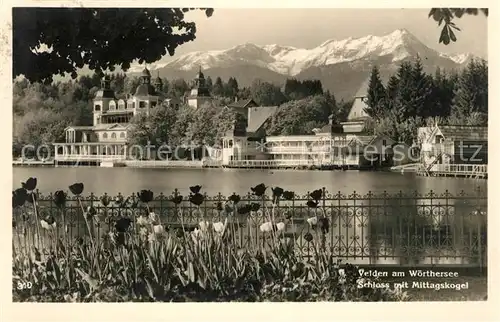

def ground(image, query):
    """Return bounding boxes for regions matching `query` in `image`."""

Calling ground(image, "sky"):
[163,8,487,60]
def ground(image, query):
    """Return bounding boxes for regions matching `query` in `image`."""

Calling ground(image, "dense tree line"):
[364,58,488,144]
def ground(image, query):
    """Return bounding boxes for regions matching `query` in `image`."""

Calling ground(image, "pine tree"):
[212,77,224,97]
[205,76,213,92]
[365,65,387,119]
[411,56,433,118]
[451,59,488,120]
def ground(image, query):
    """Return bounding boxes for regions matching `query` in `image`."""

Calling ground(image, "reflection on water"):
[12,167,487,266]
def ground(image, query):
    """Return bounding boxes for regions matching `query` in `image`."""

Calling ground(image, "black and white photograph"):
[8,4,491,312]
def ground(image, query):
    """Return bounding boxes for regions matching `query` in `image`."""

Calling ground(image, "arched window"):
[109,101,116,110]
[111,133,117,139]
[103,133,108,139]
[120,132,126,138]
[95,104,101,111]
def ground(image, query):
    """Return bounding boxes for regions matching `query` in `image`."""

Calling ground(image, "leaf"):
[187,262,196,283]
[145,278,156,300]
[74,267,98,290]
[439,26,450,45]
[449,28,457,42]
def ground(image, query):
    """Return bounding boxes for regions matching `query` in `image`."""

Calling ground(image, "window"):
[95,104,101,111]
[120,132,125,138]
[229,140,233,148]
[382,139,387,146]
[151,101,157,108]
[109,101,116,110]
[111,133,117,139]
[139,101,146,108]
[103,133,108,139]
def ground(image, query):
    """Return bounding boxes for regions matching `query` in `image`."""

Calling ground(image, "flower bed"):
[12,178,410,302]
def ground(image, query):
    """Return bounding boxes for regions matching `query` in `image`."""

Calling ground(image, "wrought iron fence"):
[12,187,487,267]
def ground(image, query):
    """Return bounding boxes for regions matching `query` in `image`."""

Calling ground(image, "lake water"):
[12,167,486,196]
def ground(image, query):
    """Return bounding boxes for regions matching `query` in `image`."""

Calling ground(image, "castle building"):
[53,68,180,166]
[186,67,213,109]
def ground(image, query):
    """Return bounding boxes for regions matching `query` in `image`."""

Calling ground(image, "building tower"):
[131,67,160,113]
[93,74,116,125]
[187,67,212,109]
[154,71,163,94]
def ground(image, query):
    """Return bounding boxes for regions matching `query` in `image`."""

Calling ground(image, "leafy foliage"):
[428,8,488,45]
[365,58,487,144]
[265,94,335,135]
[13,8,214,83]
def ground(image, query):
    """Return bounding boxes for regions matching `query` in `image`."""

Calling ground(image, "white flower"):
[40,219,56,230]
[153,224,165,235]
[275,222,286,232]
[136,216,149,226]
[191,228,204,242]
[139,227,148,236]
[198,221,210,232]
[338,268,345,277]
[306,216,318,226]
[148,212,159,223]
[260,222,273,232]
[212,221,225,234]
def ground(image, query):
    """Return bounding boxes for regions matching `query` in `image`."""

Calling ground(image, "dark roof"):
[227,99,258,109]
[135,84,157,97]
[94,89,116,99]
[437,125,488,141]
[141,68,151,77]
[247,106,277,133]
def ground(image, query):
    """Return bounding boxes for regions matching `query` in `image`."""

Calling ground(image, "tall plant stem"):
[77,196,95,248]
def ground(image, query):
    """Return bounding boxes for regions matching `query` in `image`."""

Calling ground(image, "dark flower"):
[176,228,185,238]
[12,188,28,208]
[272,187,284,202]
[171,195,183,205]
[100,195,111,207]
[304,232,313,242]
[238,204,252,215]
[86,206,97,217]
[189,185,202,194]
[53,190,67,208]
[69,183,84,195]
[228,193,241,204]
[114,195,124,205]
[21,177,37,191]
[26,192,37,204]
[189,193,204,206]
[283,190,295,201]
[318,217,330,234]
[310,189,322,202]
[115,217,132,233]
[216,202,223,211]
[306,200,318,208]
[44,215,56,225]
[224,202,233,213]
[137,190,154,203]
[250,202,260,212]
[251,183,267,197]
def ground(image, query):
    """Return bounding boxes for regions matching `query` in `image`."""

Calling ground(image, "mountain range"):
[62,29,479,101]
[126,29,479,100]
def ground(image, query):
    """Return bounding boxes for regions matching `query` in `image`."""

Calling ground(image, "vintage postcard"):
[3,2,497,321]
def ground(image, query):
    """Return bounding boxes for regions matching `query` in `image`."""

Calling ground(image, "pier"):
[12,159,54,167]
[417,164,487,179]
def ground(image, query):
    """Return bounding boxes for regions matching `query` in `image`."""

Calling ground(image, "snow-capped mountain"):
[152,29,474,76]
[128,28,482,100]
